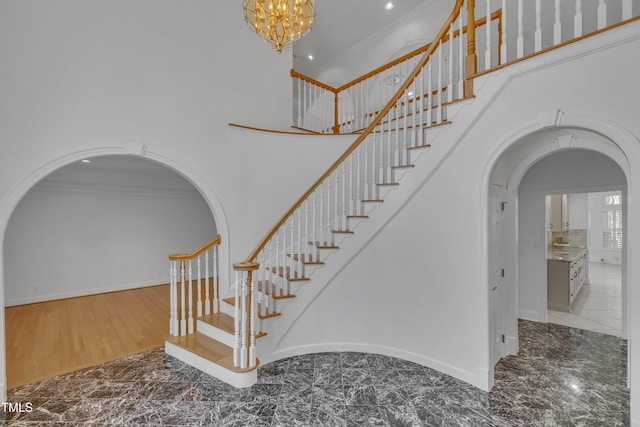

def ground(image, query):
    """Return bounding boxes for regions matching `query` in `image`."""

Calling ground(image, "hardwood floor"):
[5,285,169,389]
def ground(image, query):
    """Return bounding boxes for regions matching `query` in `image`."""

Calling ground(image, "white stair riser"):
[197,319,235,347]
[164,341,257,389]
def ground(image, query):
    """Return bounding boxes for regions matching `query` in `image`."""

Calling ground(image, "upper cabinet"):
[548,194,569,231]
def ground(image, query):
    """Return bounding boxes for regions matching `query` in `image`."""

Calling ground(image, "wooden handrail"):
[243,0,466,263]
[169,235,221,261]
[290,69,339,93]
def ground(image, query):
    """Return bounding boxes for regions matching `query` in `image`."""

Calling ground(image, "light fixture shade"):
[243,0,315,53]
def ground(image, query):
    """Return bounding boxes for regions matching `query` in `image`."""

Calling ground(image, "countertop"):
[547,246,587,262]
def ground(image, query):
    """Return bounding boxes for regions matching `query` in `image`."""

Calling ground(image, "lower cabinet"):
[547,250,587,312]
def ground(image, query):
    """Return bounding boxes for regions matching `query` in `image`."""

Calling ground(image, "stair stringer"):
[250,79,505,387]
[248,21,640,390]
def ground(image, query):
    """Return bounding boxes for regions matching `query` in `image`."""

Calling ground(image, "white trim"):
[4,279,169,307]
[264,341,489,391]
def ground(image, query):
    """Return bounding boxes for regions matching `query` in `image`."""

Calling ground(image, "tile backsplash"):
[550,229,587,248]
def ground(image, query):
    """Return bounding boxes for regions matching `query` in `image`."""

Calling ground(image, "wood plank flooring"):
[5,284,169,389]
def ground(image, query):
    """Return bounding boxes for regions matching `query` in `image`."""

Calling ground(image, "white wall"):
[253,22,640,403]
[0,0,352,399]
[568,192,589,230]
[4,177,216,305]
[309,1,452,85]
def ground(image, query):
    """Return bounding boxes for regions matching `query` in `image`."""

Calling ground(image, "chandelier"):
[243,0,315,53]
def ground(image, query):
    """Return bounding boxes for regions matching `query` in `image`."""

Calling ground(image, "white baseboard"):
[5,279,169,307]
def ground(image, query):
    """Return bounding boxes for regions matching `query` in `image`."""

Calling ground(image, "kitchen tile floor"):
[548,262,622,337]
[3,320,628,426]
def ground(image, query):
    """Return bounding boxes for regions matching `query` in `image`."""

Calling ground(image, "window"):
[602,193,622,249]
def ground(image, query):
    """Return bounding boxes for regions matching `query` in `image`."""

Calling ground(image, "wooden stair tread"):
[222,297,282,319]
[331,229,354,234]
[392,164,415,169]
[271,266,310,281]
[199,312,235,334]
[377,182,400,187]
[407,144,432,151]
[288,254,325,265]
[257,280,296,299]
[347,215,369,219]
[309,241,339,249]
[362,199,384,203]
[166,332,258,373]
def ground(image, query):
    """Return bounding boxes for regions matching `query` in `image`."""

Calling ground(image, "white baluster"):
[319,183,324,245]
[554,0,562,46]
[500,0,507,64]
[204,250,210,316]
[170,261,177,336]
[304,201,310,262]
[240,272,248,369]
[249,270,257,368]
[289,215,295,278]
[426,60,433,127]
[447,21,454,99]
[187,259,194,334]
[334,167,340,230]
[269,239,277,299]
[196,255,202,317]
[212,246,218,313]
[327,178,333,245]
[597,0,606,30]
[233,271,240,367]
[485,0,492,71]
[363,139,370,205]
[574,0,583,38]
[180,261,186,336]
[312,192,317,259]
[458,13,464,99]
[437,42,443,124]
[261,250,270,316]
[623,0,632,20]
[297,78,302,127]
[517,0,525,57]
[535,0,542,52]
[282,220,287,281]
[356,145,362,209]
[343,161,349,227]
[297,207,302,265]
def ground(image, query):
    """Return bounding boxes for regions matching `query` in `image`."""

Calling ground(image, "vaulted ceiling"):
[292,0,427,76]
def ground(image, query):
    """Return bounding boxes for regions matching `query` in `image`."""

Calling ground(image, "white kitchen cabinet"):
[547,248,587,312]
[548,194,570,231]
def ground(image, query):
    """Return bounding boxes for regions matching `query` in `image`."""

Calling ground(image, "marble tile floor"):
[3,320,628,426]
[548,262,622,337]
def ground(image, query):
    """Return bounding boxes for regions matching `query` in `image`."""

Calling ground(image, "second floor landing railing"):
[293,0,637,135]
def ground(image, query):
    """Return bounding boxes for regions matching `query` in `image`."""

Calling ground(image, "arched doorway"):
[0,147,230,398]
[486,126,633,389]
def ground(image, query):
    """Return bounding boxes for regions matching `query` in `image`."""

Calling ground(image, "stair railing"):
[473,0,636,74]
[292,5,502,134]
[168,235,221,337]
[231,0,471,369]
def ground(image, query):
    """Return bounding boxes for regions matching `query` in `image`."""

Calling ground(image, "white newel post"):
[233,261,260,369]
[180,261,186,336]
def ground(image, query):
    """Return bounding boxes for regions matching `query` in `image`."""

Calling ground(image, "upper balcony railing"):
[293,0,637,135]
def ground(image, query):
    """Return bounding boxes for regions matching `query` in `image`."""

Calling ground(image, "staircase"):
[165,0,638,388]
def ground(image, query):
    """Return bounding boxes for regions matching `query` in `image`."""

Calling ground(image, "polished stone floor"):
[548,262,622,336]
[3,320,629,426]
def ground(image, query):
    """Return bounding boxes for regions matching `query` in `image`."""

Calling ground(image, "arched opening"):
[0,151,229,392]
[487,126,631,390]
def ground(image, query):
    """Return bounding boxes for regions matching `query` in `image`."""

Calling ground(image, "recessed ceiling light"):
[81,159,91,163]
[308,54,314,61]
[385,2,394,10]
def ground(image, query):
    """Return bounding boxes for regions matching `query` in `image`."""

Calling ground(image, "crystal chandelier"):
[243,0,315,53]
